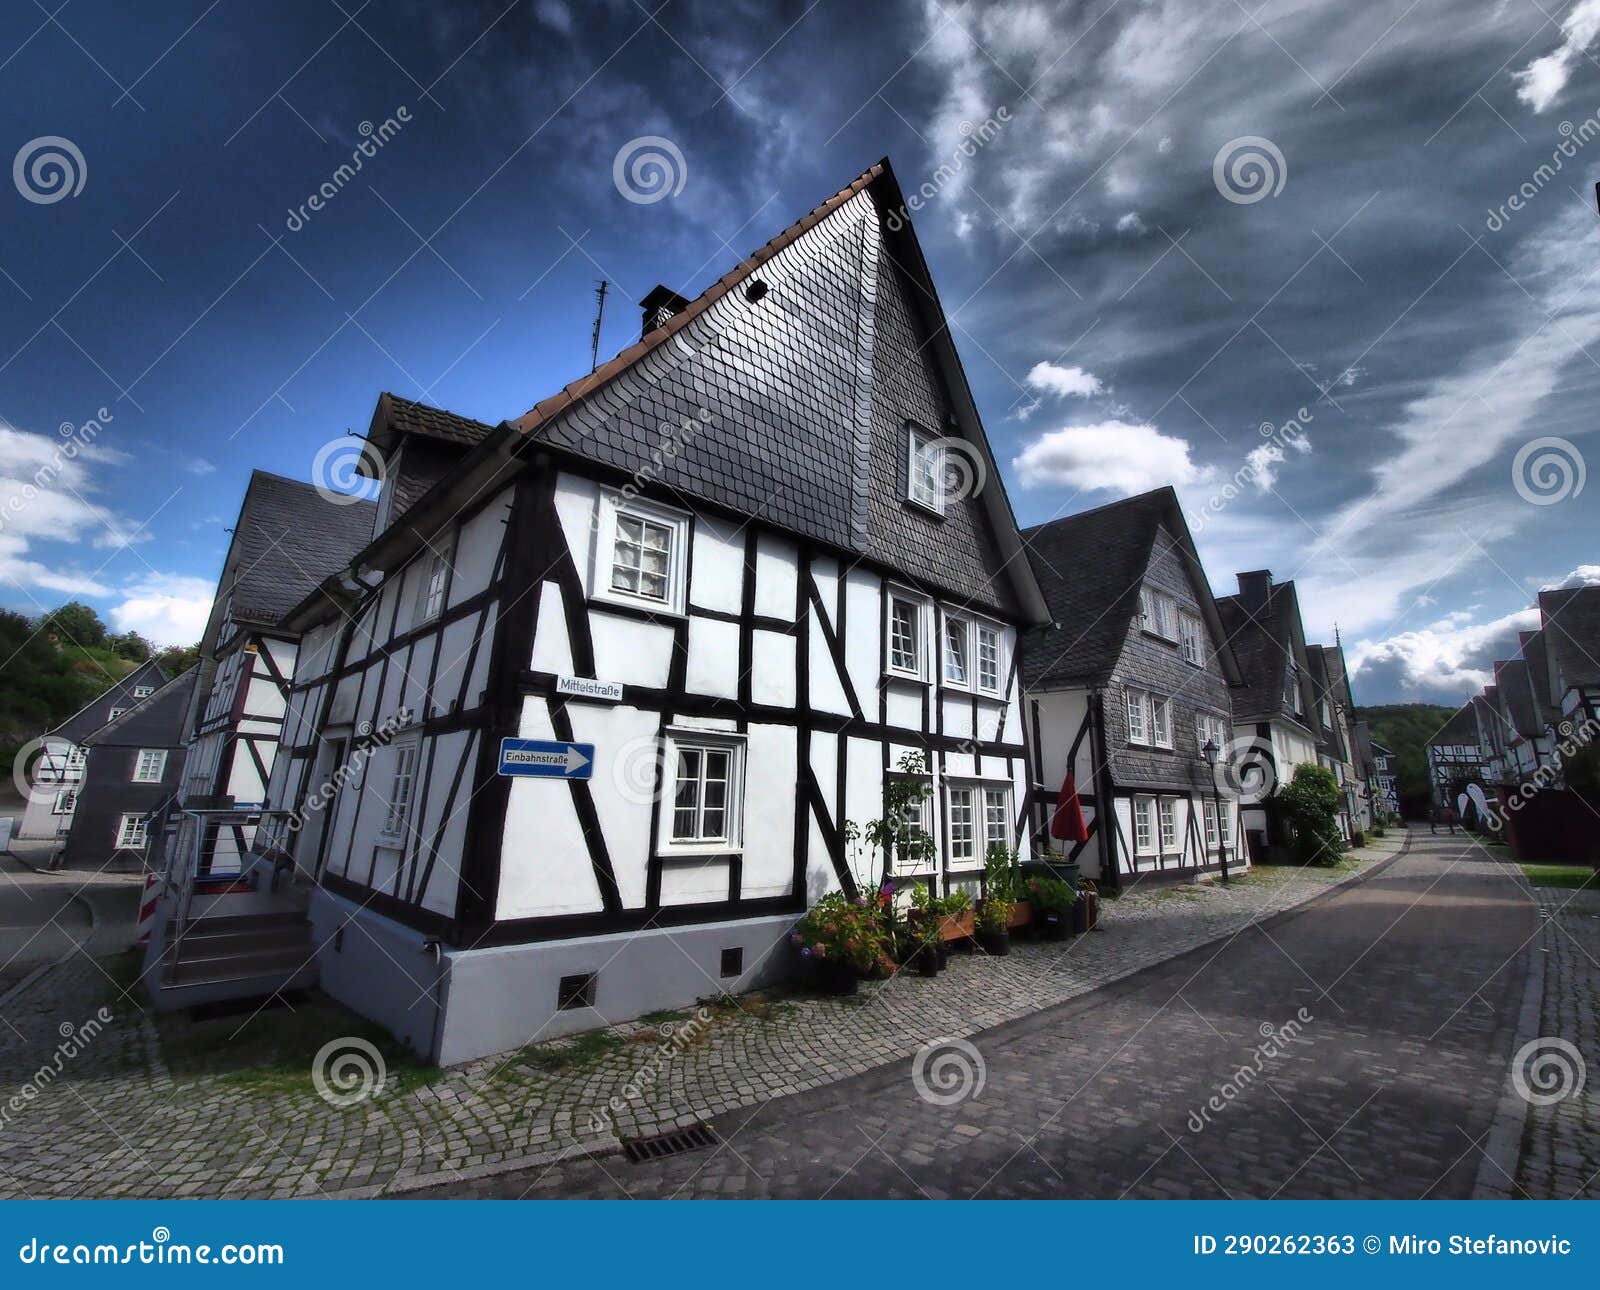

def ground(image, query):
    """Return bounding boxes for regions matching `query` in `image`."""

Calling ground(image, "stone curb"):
[0,857,104,1012]
[363,831,1412,1199]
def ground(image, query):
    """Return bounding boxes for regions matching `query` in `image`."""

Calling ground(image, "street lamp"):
[1200,739,1231,883]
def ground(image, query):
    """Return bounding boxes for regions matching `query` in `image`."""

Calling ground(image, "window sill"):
[657,845,741,862]
[590,590,686,621]
[883,669,930,686]
[902,497,947,521]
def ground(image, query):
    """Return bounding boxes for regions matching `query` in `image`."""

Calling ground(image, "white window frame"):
[660,732,745,853]
[378,737,420,843]
[132,749,168,784]
[132,685,154,699]
[886,589,932,682]
[945,785,977,867]
[1203,799,1219,848]
[1179,613,1204,665]
[895,779,935,870]
[64,745,87,772]
[1132,797,1155,855]
[107,708,126,721]
[975,622,1002,695]
[53,788,78,816]
[906,425,945,514]
[1284,664,1302,714]
[115,814,148,850]
[981,786,1011,853]
[1126,686,1148,744]
[1196,711,1227,754]
[595,493,691,616]
[416,539,454,625]
[1138,587,1156,632]
[1216,799,1233,848]
[1158,799,1177,851]
[942,612,970,688]
[1150,694,1173,748]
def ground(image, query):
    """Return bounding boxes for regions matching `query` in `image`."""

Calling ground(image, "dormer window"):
[133,685,154,699]
[906,426,945,514]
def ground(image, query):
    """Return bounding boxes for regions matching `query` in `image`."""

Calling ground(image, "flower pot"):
[934,941,949,970]
[815,960,859,996]
[1082,890,1099,932]
[978,927,1011,956]
[1036,908,1070,941]
[1070,897,1089,934]
[916,946,940,977]
[1007,899,1033,929]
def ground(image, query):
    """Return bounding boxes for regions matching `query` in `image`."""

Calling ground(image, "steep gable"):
[51,657,168,743]
[82,668,197,748]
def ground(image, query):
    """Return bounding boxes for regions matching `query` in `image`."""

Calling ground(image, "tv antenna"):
[589,280,609,373]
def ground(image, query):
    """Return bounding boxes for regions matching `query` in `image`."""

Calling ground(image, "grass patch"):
[152,990,441,1099]
[1521,864,1599,891]
[509,1027,626,1075]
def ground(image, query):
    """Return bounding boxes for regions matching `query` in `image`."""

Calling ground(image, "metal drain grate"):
[622,1122,717,1163]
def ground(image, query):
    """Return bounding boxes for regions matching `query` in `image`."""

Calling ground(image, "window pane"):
[890,600,919,673]
[944,619,967,683]
[977,627,999,690]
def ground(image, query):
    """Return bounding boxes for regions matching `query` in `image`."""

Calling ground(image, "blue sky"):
[2,0,1599,705]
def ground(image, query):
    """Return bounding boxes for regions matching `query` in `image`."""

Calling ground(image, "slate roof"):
[1494,656,1540,739]
[505,160,1040,617]
[363,392,494,462]
[1518,630,1560,725]
[1305,646,1347,758]
[82,669,198,748]
[1214,579,1311,725]
[1538,585,1600,690]
[1017,487,1237,688]
[229,472,378,627]
[50,658,168,743]
[1428,703,1483,747]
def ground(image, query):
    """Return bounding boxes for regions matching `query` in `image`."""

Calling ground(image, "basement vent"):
[719,947,743,978]
[622,1121,717,1163]
[557,972,597,1011]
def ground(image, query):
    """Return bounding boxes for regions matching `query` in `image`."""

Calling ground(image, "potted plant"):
[985,844,1031,929]
[977,895,1013,955]
[936,889,975,944]
[791,893,884,995]
[912,915,941,977]
[1027,875,1077,940]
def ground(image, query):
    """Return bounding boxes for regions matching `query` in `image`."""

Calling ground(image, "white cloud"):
[1013,420,1213,495]
[109,574,215,647]
[1243,441,1285,491]
[1115,211,1147,236]
[1544,564,1600,589]
[1347,605,1540,703]
[1026,361,1103,400]
[1513,0,1600,111]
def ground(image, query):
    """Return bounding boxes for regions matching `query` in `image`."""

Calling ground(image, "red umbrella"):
[1050,769,1088,842]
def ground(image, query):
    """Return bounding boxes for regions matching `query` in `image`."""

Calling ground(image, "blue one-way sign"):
[497,738,594,779]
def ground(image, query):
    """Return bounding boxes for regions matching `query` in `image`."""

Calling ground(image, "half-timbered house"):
[1213,570,1321,862]
[16,658,168,844]
[223,159,1048,1062]
[176,471,376,870]
[1020,488,1245,887]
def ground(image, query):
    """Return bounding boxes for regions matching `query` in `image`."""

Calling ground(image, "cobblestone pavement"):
[411,831,1546,1199]
[0,836,1404,1198]
[1512,882,1600,1199]
[0,849,140,994]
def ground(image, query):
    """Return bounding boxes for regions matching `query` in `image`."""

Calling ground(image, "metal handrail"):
[163,807,295,983]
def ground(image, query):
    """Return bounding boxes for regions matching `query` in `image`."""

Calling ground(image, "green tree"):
[107,630,152,662]
[37,601,107,647]
[153,642,201,676]
[1278,763,1345,865]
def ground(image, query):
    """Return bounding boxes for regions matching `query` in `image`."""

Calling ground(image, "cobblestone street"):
[413,830,1578,1199]
[0,835,1407,1198]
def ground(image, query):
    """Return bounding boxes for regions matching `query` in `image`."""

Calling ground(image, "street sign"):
[498,738,594,779]
[555,675,625,703]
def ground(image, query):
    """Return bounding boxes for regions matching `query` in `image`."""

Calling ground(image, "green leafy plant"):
[843,752,936,892]
[977,896,1012,933]
[792,892,886,973]
[937,890,971,916]
[1026,875,1077,913]
[1277,763,1345,866]
[984,843,1023,903]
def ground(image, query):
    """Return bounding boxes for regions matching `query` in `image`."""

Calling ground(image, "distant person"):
[1429,806,1439,835]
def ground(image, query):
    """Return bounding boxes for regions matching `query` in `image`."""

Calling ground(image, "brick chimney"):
[639,285,690,338]
[1236,569,1273,616]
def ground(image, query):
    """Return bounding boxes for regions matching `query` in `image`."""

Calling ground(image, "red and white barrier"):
[135,870,161,948]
